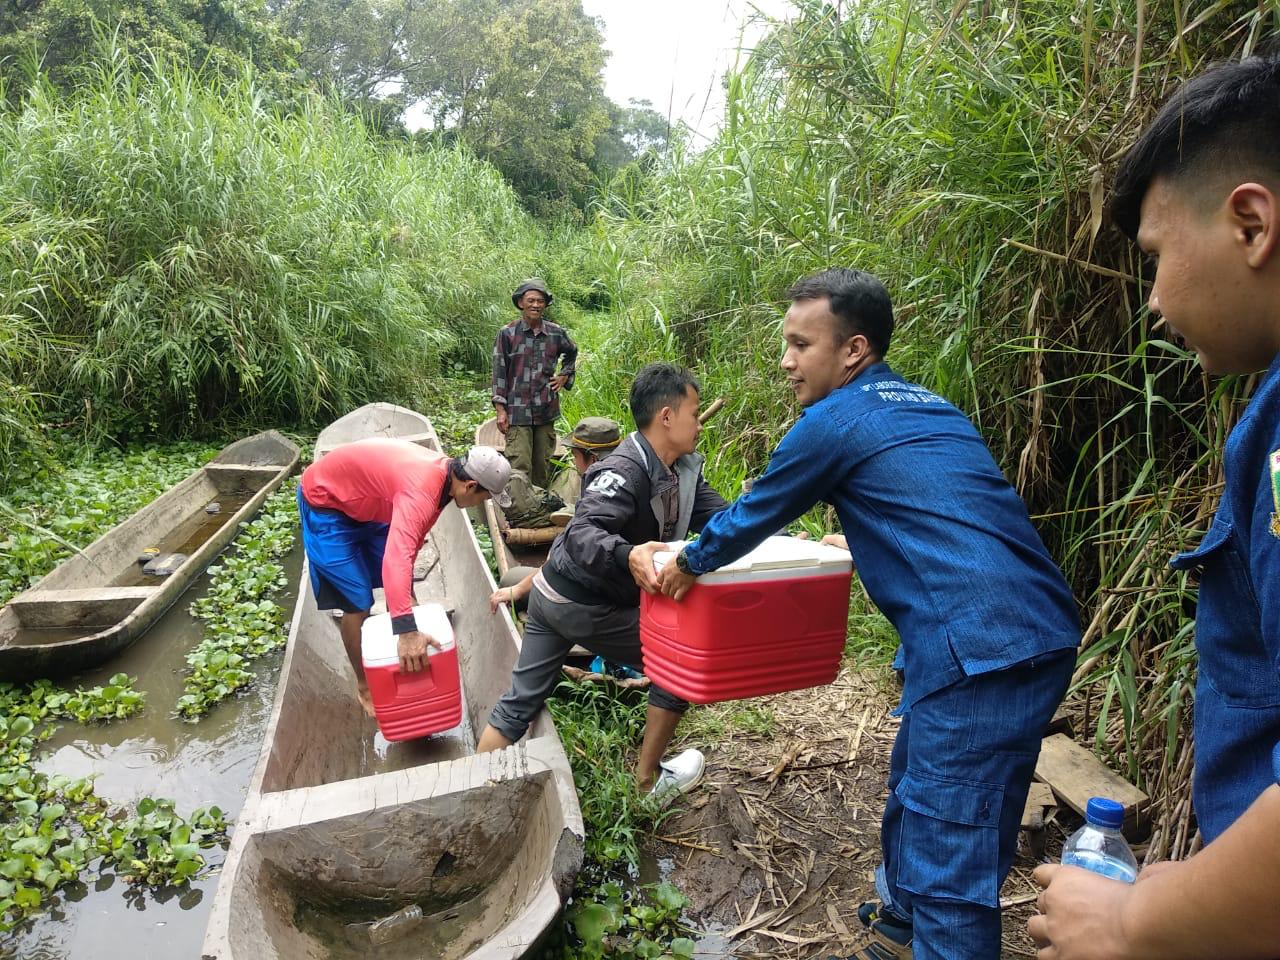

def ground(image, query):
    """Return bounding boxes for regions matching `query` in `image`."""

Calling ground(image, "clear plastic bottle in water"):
[366,903,424,945]
[1061,796,1138,883]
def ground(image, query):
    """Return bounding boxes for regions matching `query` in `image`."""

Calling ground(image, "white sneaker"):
[647,748,705,806]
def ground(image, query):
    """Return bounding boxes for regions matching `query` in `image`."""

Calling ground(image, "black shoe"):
[840,901,912,959]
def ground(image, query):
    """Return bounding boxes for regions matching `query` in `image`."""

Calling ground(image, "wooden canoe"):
[0,430,299,681]
[474,418,571,579]
[201,403,584,960]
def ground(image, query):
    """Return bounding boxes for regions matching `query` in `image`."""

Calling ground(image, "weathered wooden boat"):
[0,430,299,680]
[202,403,584,960]
[314,401,438,459]
[474,417,569,579]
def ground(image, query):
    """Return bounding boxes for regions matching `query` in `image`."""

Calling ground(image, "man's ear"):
[1228,182,1280,269]
[844,333,872,369]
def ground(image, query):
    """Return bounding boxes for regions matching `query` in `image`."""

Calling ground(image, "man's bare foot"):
[357,685,377,719]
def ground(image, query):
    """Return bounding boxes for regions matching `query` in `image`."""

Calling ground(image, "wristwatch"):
[675,550,695,576]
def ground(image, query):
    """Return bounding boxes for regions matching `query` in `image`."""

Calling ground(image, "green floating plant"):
[0,678,224,932]
[177,483,298,719]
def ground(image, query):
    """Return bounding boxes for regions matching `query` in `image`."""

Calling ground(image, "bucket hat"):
[567,416,622,452]
[512,278,554,308]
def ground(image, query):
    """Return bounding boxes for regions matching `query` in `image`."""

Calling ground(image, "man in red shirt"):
[298,440,512,715]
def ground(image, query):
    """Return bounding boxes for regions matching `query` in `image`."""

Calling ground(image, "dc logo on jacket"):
[588,471,627,499]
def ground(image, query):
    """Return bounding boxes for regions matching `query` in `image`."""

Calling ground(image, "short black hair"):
[1112,55,1280,240]
[786,267,895,356]
[629,363,701,428]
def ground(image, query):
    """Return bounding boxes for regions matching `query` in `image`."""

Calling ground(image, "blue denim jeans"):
[875,650,1074,959]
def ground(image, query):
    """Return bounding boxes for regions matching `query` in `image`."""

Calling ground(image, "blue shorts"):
[296,487,389,614]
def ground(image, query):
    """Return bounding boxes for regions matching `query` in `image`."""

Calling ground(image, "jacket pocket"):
[894,770,1003,907]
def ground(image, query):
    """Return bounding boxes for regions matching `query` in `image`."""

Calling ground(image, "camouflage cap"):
[567,416,622,451]
[512,278,554,308]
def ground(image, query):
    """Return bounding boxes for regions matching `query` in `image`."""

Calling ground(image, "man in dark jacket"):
[476,363,727,799]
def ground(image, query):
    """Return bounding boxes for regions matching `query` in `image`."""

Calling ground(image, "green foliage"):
[0,53,543,449]
[0,441,218,601]
[282,0,611,218]
[2,674,147,728]
[0,678,222,931]
[544,879,694,960]
[92,797,227,886]
[0,0,299,100]
[591,99,673,184]
[415,371,492,455]
[177,483,298,719]
[546,681,667,868]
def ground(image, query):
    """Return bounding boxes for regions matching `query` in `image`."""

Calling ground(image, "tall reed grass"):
[0,52,543,483]
[579,0,1279,858]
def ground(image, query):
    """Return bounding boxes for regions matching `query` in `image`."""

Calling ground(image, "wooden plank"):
[9,586,157,627]
[1035,734,1148,838]
[1044,708,1074,739]
[1020,781,1056,830]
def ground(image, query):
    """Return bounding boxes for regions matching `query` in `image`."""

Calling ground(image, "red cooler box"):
[361,603,461,741]
[641,536,853,704]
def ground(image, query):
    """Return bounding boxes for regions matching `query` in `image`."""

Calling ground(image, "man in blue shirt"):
[1030,56,1280,960]
[656,268,1080,960]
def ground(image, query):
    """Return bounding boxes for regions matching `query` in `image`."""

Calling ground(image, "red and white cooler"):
[361,602,461,741]
[640,536,853,704]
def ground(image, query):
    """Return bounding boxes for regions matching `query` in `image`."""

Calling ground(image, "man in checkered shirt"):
[492,278,579,487]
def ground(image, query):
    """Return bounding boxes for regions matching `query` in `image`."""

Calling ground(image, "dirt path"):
[655,662,1055,959]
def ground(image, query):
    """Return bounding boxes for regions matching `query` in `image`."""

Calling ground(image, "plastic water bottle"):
[366,903,424,945]
[1061,797,1138,883]
[589,655,644,681]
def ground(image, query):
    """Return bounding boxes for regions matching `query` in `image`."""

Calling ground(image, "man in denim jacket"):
[1031,56,1280,960]
[657,268,1080,960]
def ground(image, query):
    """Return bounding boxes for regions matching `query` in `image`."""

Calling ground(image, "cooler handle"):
[394,661,438,696]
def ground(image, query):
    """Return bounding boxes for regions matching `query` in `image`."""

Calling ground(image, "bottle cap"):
[1084,796,1125,829]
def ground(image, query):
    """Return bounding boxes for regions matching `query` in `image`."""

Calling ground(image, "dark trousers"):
[505,423,557,489]
[876,650,1074,959]
[487,586,688,742]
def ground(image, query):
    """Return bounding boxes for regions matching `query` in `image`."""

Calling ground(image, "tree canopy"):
[1,0,668,215]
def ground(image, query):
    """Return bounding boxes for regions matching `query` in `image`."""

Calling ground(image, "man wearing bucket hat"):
[556,415,624,505]
[298,439,512,717]
[502,415,624,530]
[490,415,624,613]
[493,278,578,488]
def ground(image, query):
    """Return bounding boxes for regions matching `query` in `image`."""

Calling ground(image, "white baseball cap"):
[462,446,512,507]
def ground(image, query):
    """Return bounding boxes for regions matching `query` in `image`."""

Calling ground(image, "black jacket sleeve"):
[562,463,641,580]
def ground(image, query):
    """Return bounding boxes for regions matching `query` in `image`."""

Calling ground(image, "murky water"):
[290,890,491,959]
[0,545,302,960]
[110,493,253,588]
[637,855,737,958]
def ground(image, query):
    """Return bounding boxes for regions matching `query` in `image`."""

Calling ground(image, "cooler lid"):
[654,535,852,580]
[361,602,454,667]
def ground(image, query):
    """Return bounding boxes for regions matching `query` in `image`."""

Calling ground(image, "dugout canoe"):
[201,403,584,960]
[474,417,569,579]
[0,430,299,681]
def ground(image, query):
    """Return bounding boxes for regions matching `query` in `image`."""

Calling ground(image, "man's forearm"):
[1126,784,1280,958]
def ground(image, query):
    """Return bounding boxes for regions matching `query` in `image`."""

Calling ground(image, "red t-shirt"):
[301,439,449,622]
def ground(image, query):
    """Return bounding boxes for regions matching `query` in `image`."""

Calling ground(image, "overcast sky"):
[581,0,795,141]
